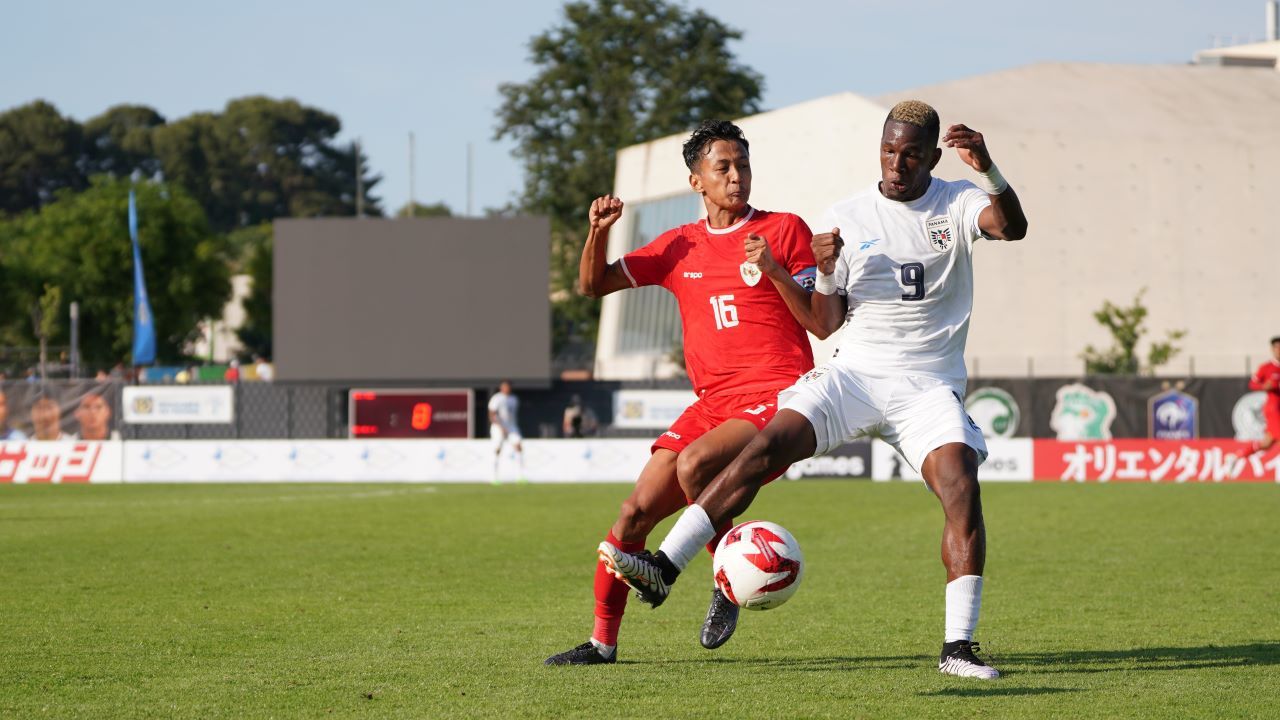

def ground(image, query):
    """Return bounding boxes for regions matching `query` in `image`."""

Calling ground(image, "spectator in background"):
[254,355,274,382]
[562,395,599,438]
[25,368,38,384]
[1246,336,1280,455]
[73,390,120,441]
[30,395,68,441]
[224,359,240,383]
[0,390,27,440]
[94,369,110,382]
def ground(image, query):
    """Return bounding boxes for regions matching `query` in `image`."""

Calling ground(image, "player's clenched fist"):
[589,194,624,229]
[743,233,781,276]
[812,228,843,275]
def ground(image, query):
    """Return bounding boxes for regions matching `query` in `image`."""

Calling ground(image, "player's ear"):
[929,147,942,170]
[688,173,703,194]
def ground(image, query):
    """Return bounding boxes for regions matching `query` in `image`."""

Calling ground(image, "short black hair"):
[1271,336,1280,346]
[682,120,749,171]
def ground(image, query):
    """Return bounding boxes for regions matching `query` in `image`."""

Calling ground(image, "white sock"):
[515,450,525,473]
[944,575,984,643]
[589,638,615,658]
[657,504,715,572]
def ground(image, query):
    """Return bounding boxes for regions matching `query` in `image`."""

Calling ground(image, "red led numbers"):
[411,402,433,430]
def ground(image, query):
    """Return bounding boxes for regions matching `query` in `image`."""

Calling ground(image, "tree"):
[234,224,274,359]
[0,177,232,365]
[81,104,166,180]
[151,96,382,232]
[0,101,85,216]
[495,0,763,355]
[396,201,452,218]
[1081,288,1187,375]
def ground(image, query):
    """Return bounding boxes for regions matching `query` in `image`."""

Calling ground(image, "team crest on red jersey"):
[925,216,954,252]
[739,261,762,287]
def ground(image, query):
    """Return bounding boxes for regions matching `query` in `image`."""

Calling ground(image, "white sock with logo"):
[657,504,715,572]
[589,638,615,659]
[944,575,984,643]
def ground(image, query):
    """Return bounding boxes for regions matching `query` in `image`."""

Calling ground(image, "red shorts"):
[652,388,782,455]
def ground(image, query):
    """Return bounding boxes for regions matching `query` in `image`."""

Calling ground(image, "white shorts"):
[779,363,987,472]
[490,423,522,449]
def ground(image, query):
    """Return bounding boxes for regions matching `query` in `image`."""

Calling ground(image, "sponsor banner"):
[0,442,123,483]
[784,441,871,480]
[1148,387,1198,439]
[123,386,234,424]
[965,386,1021,438]
[122,439,654,483]
[612,390,698,429]
[1232,392,1267,441]
[1033,440,1279,482]
[871,438,1033,482]
[1050,383,1117,440]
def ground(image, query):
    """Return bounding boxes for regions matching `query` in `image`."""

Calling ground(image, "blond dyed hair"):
[885,100,940,143]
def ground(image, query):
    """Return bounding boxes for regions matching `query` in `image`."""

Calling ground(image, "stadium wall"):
[2,438,1276,483]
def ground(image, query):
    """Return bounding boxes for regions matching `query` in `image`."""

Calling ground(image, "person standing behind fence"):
[488,381,524,483]
[0,390,27,440]
[1246,336,1280,455]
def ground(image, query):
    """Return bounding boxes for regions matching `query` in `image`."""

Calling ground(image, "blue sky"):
[1,1,1267,216]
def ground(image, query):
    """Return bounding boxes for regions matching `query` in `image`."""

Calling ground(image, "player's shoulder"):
[751,209,811,234]
[936,177,985,202]
[826,185,881,218]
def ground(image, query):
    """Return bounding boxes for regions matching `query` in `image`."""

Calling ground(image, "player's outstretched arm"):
[810,229,848,336]
[579,194,634,298]
[944,124,1028,241]
[745,233,834,339]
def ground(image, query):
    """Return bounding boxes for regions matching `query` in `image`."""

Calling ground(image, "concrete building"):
[595,62,1280,381]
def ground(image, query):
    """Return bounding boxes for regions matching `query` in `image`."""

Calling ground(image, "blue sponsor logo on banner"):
[1149,388,1198,440]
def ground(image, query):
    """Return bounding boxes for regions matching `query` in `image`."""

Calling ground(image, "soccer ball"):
[712,520,804,611]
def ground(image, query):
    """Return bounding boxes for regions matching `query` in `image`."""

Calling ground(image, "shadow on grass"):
[920,687,1078,697]
[653,642,1280,675]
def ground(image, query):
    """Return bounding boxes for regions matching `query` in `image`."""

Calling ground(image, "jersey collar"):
[704,207,755,235]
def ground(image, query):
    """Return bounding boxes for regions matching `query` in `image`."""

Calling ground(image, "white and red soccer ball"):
[712,520,804,611]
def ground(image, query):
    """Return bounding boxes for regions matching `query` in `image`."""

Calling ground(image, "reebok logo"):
[859,239,880,251]
[683,271,703,279]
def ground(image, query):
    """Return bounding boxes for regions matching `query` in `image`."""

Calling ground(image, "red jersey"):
[619,208,817,397]
[1250,360,1280,412]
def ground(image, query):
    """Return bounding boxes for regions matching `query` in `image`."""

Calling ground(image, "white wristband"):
[974,161,1009,195]
[814,271,838,295]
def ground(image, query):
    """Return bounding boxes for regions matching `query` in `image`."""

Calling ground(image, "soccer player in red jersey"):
[1246,336,1280,455]
[545,120,829,666]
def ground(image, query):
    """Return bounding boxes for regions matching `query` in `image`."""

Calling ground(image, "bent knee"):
[676,446,720,495]
[617,497,658,536]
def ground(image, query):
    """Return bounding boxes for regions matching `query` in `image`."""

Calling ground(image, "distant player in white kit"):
[599,101,1029,679]
[488,381,524,482]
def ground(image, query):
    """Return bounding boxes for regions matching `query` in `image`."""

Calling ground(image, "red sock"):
[592,531,645,647]
[705,519,733,556]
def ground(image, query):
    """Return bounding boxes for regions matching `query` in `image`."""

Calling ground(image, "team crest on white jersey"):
[739,261,762,287]
[925,216,955,253]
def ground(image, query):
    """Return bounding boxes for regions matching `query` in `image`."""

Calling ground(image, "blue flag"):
[129,189,157,365]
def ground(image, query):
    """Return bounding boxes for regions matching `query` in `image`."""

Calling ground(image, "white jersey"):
[823,178,992,388]
[488,392,519,431]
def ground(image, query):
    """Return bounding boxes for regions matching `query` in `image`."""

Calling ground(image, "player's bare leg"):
[600,411,817,607]
[674,418,764,649]
[546,450,685,666]
[921,442,998,679]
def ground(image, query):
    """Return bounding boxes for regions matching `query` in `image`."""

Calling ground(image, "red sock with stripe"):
[591,531,645,647]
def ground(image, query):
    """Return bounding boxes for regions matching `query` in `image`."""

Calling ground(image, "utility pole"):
[355,139,365,218]
[466,142,473,217]
[69,301,80,379]
[408,131,416,217]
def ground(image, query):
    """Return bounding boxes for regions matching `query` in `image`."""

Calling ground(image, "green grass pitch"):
[2,481,1278,718]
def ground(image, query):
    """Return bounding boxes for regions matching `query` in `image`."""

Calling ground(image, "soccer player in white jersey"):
[488,381,524,482]
[598,100,1028,679]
